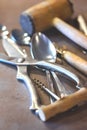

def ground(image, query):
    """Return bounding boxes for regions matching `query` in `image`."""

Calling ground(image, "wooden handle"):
[62,50,87,75]
[53,17,87,50]
[20,0,73,36]
[38,87,87,121]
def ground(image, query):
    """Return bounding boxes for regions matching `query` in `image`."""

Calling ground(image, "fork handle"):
[38,87,87,121]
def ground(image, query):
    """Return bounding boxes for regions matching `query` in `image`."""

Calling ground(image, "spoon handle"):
[38,87,87,121]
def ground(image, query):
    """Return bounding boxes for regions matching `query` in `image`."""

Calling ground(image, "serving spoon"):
[11,29,61,62]
[31,32,67,98]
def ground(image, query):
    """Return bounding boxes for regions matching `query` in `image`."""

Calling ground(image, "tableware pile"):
[0,0,87,122]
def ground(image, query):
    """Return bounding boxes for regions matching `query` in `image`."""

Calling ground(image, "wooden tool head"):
[20,0,73,36]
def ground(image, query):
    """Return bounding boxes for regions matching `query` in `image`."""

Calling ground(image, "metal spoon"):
[31,32,56,62]
[31,32,67,98]
[11,29,61,63]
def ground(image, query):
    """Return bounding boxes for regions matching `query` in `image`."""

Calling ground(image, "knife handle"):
[53,17,87,50]
[38,87,87,121]
[62,50,87,75]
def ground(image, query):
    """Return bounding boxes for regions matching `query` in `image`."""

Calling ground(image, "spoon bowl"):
[31,32,57,63]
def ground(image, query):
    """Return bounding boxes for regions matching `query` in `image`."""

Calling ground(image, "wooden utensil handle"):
[20,0,73,35]
[53,17,87,50]
[62,50,87,75]
[38,87,87,121]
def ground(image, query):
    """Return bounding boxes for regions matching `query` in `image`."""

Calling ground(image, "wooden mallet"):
[20,0,87,50]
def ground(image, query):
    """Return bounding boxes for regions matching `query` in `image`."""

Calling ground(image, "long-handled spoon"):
[11,29,62,62]
[31,32,67,98]
[31,32,87,76]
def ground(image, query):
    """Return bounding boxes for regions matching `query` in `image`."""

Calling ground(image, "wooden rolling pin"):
[20,0,87,50]
[38,87,87,121]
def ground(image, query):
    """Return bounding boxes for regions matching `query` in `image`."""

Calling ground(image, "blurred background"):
[0,0,87,31]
